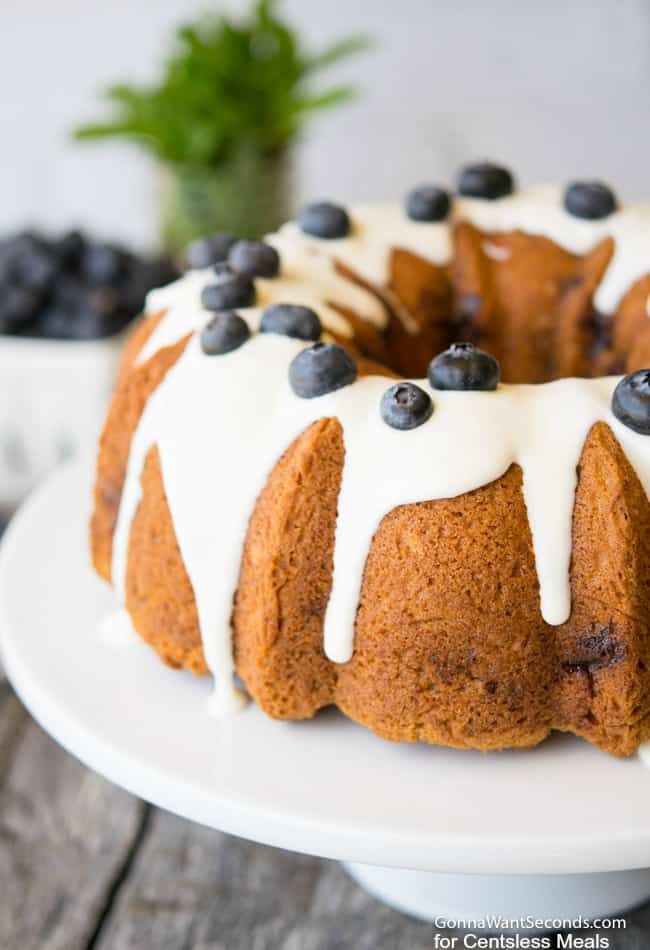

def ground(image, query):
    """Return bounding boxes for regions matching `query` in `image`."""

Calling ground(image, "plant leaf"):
[302,35,372,73]
[293,85,357,112]
[71,1,372,164]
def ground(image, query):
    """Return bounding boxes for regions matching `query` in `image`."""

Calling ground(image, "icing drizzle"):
[112,324,650,708]
[111,187,650,712]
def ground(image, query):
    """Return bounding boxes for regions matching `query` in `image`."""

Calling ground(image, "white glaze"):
[271,204,451,287]
[111,320,650,709]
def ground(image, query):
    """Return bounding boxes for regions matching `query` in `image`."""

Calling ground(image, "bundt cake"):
[90,162,650,757]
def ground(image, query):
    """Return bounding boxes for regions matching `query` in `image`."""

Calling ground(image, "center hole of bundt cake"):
[377,229,644,384]
[377,291,628,386]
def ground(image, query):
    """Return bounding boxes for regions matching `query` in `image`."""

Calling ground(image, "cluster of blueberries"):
[189,176,647,435]
[0,230,177,339]
[403,161,618,223]
[289,338,500,432]
[186,159,621,321]
[198,281,500,432]
[200,299,650,438]
[288,340,500,431]
[187,204,503,431]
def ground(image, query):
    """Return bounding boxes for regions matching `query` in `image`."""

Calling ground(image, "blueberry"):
[36,307,73,339]
[57,229,86,269]
[260,303,321,341]
[1,231,41,264]
[75,310,128,339]
[0,255,13,288]
[612,370,650,434]
[116,273,149,315]
[0,232,57,291]
[87,286,122,317]
[14,241,58,291]
[289,342,357,398]
[38,279,128,339]
[0,286,43,334]
[37,304,111,340]
[201,272,256,311]
[120,256,177,314]
[185,233,236,270]
[141,254,179,288]
[51,275,88,311]
[81,243,129,286]
[428,342,500,391]
[0,238,17,283]
[298,202,351,239]
[227,240,280,279]
[380,382,433,430]
[564,181,617,220]
[458,162,514,200]
[405,185,451,222]
[64,310,126,340]
[212,261,231,277]
[200,311,250,355]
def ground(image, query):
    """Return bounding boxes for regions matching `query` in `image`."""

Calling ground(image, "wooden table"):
[0,666,443,950]
[1,507,650,950]
[4,674,650,949]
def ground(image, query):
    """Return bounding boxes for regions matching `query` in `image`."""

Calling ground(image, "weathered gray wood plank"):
[0,710,146,950]
[3,673,650,949]
[0,674,29,781]
[82,803,650,950]
[92,808,436,950]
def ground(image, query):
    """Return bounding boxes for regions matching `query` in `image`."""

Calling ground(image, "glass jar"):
[159,147,293,251]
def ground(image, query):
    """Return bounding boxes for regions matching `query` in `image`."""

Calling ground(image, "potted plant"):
[74,0,369,250]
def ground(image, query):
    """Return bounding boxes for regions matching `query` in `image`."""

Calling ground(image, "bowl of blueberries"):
[0,229,177,513]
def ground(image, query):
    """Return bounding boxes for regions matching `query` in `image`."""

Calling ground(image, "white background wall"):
[3,0,650,248]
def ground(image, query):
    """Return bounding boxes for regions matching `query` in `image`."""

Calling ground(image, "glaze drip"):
[112,322,650,709]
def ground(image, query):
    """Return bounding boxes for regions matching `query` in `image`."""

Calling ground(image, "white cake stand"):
[3,461,650,927]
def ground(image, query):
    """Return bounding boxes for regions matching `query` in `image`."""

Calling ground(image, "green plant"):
[73,0,370,167]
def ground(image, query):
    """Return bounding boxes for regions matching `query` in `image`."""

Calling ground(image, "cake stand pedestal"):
[343,865,650,923]
[3,461,650,928]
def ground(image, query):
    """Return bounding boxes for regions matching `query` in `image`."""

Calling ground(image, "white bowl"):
[0,332,124,512]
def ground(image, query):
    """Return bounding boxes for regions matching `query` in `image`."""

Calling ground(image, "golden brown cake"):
[90,166,650,757]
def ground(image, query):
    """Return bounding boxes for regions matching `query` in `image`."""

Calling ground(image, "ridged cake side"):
[114,415,650,756]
